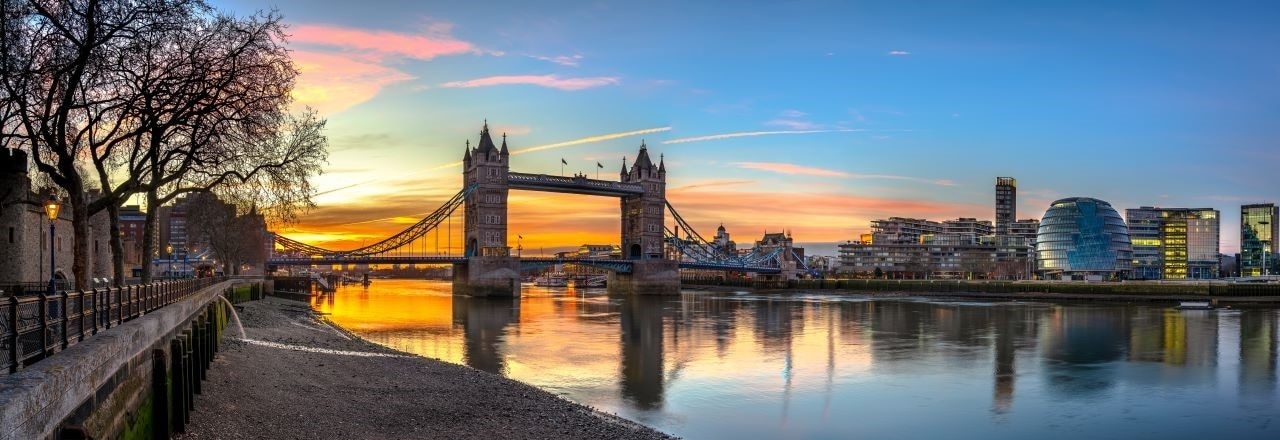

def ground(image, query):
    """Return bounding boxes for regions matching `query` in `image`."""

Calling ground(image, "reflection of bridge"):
[269,123,794,296]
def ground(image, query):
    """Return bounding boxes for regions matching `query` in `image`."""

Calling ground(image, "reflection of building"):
[1125,207,1220,279]
[996,177,1016,236]
[1040,307,1127,397]
[451,296,519,374]
[1036,197,1133,280]
[619,296,665,409]
[1238,310,1277,392]
[1240,203,1278,276]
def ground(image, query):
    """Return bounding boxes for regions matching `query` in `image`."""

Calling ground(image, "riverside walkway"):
[176,297,675,440]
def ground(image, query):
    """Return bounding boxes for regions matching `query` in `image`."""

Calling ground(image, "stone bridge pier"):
[607,260,680,295]
[452,256,521,297]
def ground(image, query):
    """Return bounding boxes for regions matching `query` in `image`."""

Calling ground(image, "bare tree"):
[3,1,326,285]
[1,0,197,288]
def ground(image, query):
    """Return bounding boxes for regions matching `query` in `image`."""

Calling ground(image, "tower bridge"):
[269,123,799,296]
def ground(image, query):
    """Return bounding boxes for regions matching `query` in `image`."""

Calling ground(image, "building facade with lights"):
[1241,203,1279,277]
[1035,197,1133,280]
[1125,207,1220,280]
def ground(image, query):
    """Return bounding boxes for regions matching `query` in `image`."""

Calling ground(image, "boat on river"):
[534,273,568,287]
[1176,301,1213,310]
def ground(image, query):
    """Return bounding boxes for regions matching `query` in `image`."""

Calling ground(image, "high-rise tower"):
[995,177,1017,236]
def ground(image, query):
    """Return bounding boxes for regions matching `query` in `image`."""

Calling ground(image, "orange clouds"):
[287,22,484,114]
[279,181,988,255]
[291,51,414,115]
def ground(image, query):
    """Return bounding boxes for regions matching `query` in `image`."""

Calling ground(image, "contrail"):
[315,126,673,194]
[663,129,878,144]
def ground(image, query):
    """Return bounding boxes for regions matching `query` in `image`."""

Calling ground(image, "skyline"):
[207,0,1280,254]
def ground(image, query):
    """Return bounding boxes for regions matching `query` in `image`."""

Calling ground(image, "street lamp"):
[44,193,60,296]
[166,244,173,278]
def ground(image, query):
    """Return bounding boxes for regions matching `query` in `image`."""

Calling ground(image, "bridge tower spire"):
[621,141,665,260]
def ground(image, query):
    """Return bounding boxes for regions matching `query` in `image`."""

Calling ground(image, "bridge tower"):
[455,123,521,297]
[611,142,680,294]
[620,142,665,259]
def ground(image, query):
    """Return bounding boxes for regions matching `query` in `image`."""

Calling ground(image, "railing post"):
[60,290,69,350]
[104,287,112,329]
[89,288,98,335]
[116,287,125,326]
[38,291,49,359]
[7,294,17,374]
[76,291,85,342]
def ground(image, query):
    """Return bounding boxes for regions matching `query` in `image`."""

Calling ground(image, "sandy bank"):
[176,297,675,440]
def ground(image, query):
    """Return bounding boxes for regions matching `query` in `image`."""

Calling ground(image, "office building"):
[1241,203,1279,276]
[1036,197,1132,280]
[1125,207,1220,280]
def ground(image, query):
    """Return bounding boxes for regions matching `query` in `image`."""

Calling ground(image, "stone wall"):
[0,280,247,440]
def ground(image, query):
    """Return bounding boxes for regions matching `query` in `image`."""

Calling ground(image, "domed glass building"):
[1036,197,1133,280]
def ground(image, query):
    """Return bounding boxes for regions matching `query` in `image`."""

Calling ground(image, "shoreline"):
[176,297,676,440]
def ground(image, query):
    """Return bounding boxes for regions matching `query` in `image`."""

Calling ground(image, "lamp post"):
[44,194,60,296]
[166,244,173,278]
[183,246,189,278]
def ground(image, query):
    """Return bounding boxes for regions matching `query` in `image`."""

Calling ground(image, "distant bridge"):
[269,123,797,295]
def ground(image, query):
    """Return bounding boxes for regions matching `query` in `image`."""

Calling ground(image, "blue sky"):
[211,0,1280,254]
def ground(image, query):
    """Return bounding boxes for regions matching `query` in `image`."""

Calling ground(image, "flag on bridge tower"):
[561,158,568,165]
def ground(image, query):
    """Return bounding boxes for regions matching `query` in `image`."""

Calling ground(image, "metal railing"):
[1,277,226,375]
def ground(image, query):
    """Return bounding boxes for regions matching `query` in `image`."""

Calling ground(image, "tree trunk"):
[107,204,126,287]
[67,189,91,290]
[140,190,160,283]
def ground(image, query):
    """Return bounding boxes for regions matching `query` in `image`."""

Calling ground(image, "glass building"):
[1036,197,1132,280]
[1241,203,1278,277]
[1125,207,1220,280]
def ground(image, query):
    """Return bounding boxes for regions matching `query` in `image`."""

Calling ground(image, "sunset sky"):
[210,0,1280,255]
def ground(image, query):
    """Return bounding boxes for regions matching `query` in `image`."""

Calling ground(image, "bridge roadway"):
[267,256,781,274]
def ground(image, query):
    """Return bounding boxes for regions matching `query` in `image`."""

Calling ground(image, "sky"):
[210,0,1280,256]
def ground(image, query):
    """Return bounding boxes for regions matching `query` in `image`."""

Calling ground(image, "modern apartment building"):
[995,177,1016,235]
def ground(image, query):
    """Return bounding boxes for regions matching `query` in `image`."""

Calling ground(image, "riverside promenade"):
[176,297,675,440]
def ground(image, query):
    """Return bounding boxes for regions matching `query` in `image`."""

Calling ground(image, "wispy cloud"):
[291,23,479,61]
[765,119,825,130]
[731,162,956,186]
[888,50,911,56]
[779,109,808,118]
[440,75,619,90]
[529,54,584,66]
[733,162,850,178]
[663,129,864,144]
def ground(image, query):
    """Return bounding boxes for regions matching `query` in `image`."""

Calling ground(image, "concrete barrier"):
[0,280,249,440]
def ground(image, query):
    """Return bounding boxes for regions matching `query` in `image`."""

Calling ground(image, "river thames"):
[313,279,1280,439]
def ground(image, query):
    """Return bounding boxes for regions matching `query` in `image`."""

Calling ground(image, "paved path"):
[177,297,675,440]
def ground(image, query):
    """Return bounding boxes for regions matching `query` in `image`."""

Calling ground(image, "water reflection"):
[318,280,1280,439]
[620,295,664,409]
[452,296,519,375]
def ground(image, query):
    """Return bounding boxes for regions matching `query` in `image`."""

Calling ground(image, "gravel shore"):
[177,297,676,440]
